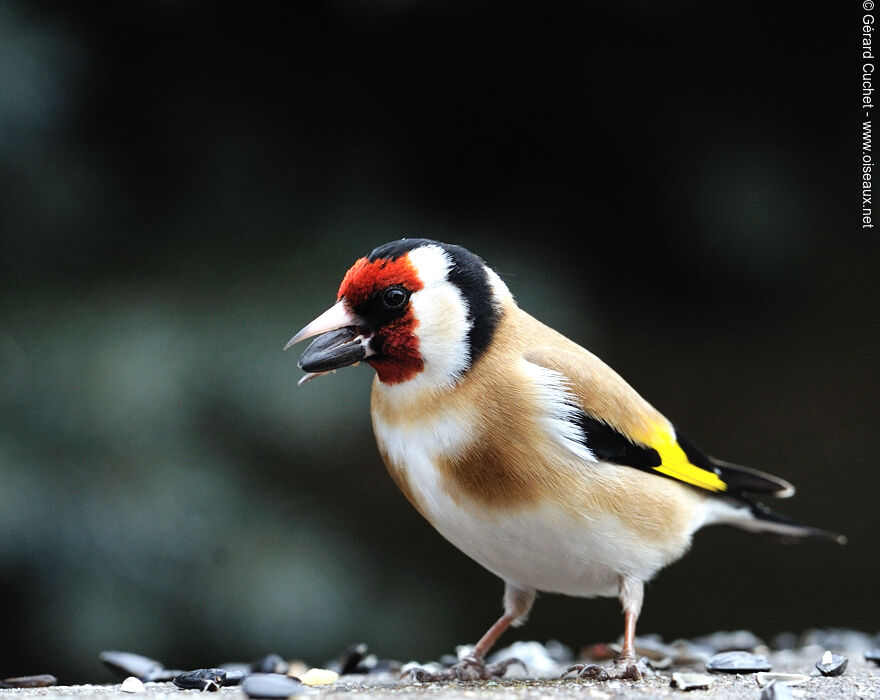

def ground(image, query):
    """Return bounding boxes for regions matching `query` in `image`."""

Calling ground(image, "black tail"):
[739,501,847,544]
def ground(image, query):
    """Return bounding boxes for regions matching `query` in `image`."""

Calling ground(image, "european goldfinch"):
[286,239,844,681]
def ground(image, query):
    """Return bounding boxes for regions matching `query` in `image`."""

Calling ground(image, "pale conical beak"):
[285,300,374,383]
[284,300,357,350]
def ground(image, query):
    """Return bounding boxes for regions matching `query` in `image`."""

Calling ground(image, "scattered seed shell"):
[646,655,673,670]
[299,668,338,686]
[337,643,368,675]
[864,649,880,665]
[286,661,309,679]
[222,670,246,686]
[99,651,165,681]
[242,673,304,699]
[172,668,228,690]
[815,652,848,676]
[251,654,288,675]
[756,673,810,687]
[0,675,58,688]
[120,676,145,693]
[760,679,795,700]
[670,672,714,690]
[706,650,771,673]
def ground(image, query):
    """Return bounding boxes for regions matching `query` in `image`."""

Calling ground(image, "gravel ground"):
[2,643,879,700]
[0,671,878,700]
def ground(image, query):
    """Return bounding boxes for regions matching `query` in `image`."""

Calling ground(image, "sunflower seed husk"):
[670,672,714,690]
[0,675,58,689]
[242,673,304,699]
[756,672,810,687]
[706,650,771,673]
[815,652,848,676]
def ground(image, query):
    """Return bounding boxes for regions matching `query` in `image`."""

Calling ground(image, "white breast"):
[372,403,696,599]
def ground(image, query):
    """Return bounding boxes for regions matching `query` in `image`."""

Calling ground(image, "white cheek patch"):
[393,244,473,393]
[409,284,472,389]
[406,244,452,286]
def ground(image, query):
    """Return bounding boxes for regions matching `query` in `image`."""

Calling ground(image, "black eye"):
[382,286,408,309]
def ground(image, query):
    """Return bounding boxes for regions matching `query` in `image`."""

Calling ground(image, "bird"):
[285,238,844,682]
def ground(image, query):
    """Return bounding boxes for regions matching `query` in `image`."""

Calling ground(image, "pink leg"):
[563,576,645,682]
[406,583,536,682]
[471,611,517,661]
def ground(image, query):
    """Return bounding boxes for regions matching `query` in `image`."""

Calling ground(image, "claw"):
[482,657,526,678]
[563,662,608,680]
[405,668,438,683]
[562,659,642,682]
[402,655,525,683]
[612,653,644,681]
[619,663,642,681]
[561,663,584,679]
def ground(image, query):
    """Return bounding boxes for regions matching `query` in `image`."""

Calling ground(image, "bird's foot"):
[405,655,525,682]
[562,654,646,681]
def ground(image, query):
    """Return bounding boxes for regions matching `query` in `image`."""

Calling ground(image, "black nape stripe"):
[368,238,501,370]
[367,238,437,262]
[574,411,662,469]
[441,243,500,367]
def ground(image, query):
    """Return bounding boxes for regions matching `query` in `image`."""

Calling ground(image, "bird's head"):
[286,239,508,389]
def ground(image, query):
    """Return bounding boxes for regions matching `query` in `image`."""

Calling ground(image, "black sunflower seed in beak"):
[298,326,369,373]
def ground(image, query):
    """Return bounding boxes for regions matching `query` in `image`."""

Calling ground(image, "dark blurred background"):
[0,0,874,684]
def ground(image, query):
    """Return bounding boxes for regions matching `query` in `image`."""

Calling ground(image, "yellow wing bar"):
[642,426,728,493]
